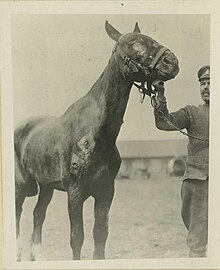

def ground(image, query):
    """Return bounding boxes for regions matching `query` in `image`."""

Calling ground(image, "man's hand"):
[151,80,166,108]
[152,80,165,96]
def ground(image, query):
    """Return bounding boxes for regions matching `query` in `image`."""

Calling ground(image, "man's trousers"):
[181,179,208,257]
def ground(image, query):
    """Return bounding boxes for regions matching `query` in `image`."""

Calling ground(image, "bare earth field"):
[19,175,189,261]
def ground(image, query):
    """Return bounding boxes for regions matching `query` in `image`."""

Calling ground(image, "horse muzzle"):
[156,65,179,81]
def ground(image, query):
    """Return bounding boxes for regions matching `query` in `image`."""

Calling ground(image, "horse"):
[14,21,179,261]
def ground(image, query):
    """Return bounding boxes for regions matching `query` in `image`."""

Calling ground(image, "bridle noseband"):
[113,43,169,102]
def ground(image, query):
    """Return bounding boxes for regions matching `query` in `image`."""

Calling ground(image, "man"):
[153,65,210,257]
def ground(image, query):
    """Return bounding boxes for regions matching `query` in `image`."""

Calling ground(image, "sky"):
[11,14,210,141]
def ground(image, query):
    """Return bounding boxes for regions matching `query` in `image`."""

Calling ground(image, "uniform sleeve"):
[154,100,191,131]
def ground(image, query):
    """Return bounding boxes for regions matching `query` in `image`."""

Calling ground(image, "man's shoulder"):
[180,105,196,114]
[183,104,208,117]
[184,104,207,111]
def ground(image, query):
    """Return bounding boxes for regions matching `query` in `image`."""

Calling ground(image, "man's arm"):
[153,81,190,131]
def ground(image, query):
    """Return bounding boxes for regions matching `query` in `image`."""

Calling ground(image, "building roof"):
[117,139,187,158]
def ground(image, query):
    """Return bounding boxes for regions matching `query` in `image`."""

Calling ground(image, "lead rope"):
[150,94,209,143]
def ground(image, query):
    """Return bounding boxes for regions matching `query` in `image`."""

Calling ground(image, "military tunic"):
[154,100,209,257]
[154,102,209,180]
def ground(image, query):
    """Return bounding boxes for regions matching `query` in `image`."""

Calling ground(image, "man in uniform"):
[153,65,210,257]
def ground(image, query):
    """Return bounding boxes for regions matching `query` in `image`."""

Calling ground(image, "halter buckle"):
[123,55,131,65]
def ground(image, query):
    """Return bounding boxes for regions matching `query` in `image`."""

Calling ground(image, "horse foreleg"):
[67,184,85,260]
[93,193,114,260]
[30,184,54,261]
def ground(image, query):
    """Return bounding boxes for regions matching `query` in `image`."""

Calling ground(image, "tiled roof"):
[117,139,187,158]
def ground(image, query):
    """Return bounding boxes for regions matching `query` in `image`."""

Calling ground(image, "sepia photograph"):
[1,1,220,269]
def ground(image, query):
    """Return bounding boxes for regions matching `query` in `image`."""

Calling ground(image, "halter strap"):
[113,43,169,102]
[113,44,140,74]
[113,43,169,78]
[148,46,169,70]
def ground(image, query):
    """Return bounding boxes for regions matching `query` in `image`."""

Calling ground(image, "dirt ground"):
[19,175,189,261]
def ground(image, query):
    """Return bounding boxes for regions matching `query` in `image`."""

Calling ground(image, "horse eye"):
[135,54,142,62]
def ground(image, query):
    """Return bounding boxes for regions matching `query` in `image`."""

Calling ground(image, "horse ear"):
[133,22,141,33]
[105,21,122,42]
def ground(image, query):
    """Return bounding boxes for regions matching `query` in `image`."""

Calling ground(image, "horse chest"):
[68,131,116,181]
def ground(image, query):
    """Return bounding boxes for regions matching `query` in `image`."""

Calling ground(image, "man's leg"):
[181,179,208,257]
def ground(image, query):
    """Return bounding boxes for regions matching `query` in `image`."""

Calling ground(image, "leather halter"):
[113,43,169,102]
[113,43,169,81]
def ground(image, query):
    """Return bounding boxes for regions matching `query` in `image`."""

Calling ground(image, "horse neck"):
[88,56,133,142]
[62,56,133,144]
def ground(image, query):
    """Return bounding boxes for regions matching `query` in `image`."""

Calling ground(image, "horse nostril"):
[163,57,170,65]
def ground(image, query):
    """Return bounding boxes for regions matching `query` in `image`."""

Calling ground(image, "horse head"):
[105,21,179,84]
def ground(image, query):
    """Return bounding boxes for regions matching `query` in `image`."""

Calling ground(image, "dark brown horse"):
[14,21,179,261]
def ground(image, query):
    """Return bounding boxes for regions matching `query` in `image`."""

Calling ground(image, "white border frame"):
[1,1,220,269]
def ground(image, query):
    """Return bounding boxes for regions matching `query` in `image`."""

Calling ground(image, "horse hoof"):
[30,253,36,261]
[17,249,22,261]
[17,253,22,262]
[93,251,105,260]
[30,243,42,261]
